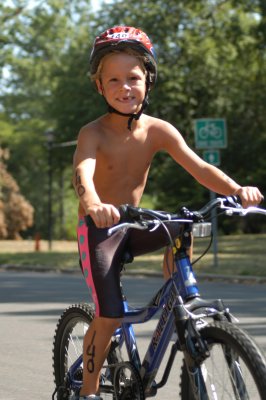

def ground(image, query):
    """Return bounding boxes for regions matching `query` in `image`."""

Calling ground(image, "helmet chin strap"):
[101,77,151,131]
[107,96,149,131]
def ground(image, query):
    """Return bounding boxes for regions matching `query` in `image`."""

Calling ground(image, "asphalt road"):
[0,271,266,400]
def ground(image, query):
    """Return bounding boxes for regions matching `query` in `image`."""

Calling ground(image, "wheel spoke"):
[53,303,121,400]
[180,321,266,399]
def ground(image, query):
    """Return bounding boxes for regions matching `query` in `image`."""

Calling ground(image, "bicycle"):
[52,195,266,399]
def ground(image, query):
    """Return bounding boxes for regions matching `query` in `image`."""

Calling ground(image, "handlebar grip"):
[118,204,143,222]
[118,204,128,220]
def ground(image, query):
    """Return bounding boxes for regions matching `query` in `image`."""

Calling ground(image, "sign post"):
[203,150,220,166]
[194,118,228,268]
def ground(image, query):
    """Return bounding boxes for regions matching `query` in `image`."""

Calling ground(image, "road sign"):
[203,149,220,166]
[194,118,227,149]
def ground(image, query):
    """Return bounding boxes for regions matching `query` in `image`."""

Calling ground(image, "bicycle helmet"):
[90,26,157,130]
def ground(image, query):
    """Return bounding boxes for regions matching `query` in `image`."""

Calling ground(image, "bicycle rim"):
[180,321,266,400]
[53,303,120,400]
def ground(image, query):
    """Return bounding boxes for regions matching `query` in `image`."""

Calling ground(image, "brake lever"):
[107,221,148,236]
[220,196,242,209]
[225,206,266,217]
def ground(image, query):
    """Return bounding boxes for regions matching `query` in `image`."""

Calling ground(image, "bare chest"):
[95,131,155,176]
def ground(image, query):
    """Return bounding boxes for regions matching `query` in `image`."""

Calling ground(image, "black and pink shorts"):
[77,215,180,318]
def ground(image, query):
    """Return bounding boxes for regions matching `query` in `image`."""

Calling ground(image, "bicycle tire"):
[179,321,266,400]
[53,303,123,400]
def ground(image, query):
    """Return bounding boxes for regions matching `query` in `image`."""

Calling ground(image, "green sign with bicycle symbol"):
[194,118,227,149]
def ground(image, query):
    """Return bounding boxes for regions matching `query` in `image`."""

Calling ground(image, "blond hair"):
[91,48,148,82]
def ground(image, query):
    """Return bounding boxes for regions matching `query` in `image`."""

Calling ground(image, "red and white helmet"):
[90,26,157,87]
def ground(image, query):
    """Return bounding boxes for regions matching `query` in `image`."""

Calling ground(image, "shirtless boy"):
[72,26,263,400]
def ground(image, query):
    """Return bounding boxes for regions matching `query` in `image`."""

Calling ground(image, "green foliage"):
[0,0,97,238]
[0,0,266,237]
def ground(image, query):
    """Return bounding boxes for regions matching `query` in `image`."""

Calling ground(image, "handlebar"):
[107,196,266,237]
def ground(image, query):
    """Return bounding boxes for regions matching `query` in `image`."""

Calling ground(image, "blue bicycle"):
[53,196,266,399]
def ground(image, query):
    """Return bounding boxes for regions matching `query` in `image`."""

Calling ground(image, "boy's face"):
[96,52,147,116]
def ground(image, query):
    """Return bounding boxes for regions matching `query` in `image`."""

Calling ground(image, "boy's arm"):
[158,121,263,207]
[73,127,120,228]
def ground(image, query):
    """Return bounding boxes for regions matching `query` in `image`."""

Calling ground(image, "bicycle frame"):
[66,243,230,398]
[114,252,229,397]
[121,273,180,390]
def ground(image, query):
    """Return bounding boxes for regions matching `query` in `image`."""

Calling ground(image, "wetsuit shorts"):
[77,215,181,318]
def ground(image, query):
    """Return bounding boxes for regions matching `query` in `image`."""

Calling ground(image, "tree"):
[0,147,34,239]
[0,0,97,238]
[1,0,265,236]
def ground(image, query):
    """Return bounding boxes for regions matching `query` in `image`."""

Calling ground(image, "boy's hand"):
[235,187,264,208]
[87,203,120,228]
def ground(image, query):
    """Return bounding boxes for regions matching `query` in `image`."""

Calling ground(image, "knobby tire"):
[179,321,266,400]
[53,303,123,400]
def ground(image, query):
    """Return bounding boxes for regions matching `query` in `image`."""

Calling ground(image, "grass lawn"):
[0,234,266,277]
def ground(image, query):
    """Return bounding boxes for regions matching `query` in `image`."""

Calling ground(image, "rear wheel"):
[53,303,123,400]
[180,321,266,399]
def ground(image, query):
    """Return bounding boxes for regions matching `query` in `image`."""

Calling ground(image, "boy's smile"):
[96,52,147,115]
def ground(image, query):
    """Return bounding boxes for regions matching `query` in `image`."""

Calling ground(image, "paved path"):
[0,271,265,400]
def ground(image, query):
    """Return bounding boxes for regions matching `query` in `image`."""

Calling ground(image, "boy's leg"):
[77,217,127,397]
[163,246,174,280]
[80,316,122,397]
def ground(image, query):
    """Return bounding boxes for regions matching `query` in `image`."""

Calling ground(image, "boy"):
[73,26,263,400]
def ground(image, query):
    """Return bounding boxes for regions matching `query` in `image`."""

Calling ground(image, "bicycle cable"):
[191,232,213,266]
[139,210,177,277]
[191,208,229,266]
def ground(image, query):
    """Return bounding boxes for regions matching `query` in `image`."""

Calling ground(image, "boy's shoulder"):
[79,117,102,134]
[143,114,183,150]
[77,117,105,142]
[144,114,177,134]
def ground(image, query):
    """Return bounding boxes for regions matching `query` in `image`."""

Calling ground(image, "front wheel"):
[180,321,266,399]
[53,303,123,400]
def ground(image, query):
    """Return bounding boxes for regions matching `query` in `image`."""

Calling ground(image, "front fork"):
[173,291,234,400]
[173,303,210,399]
